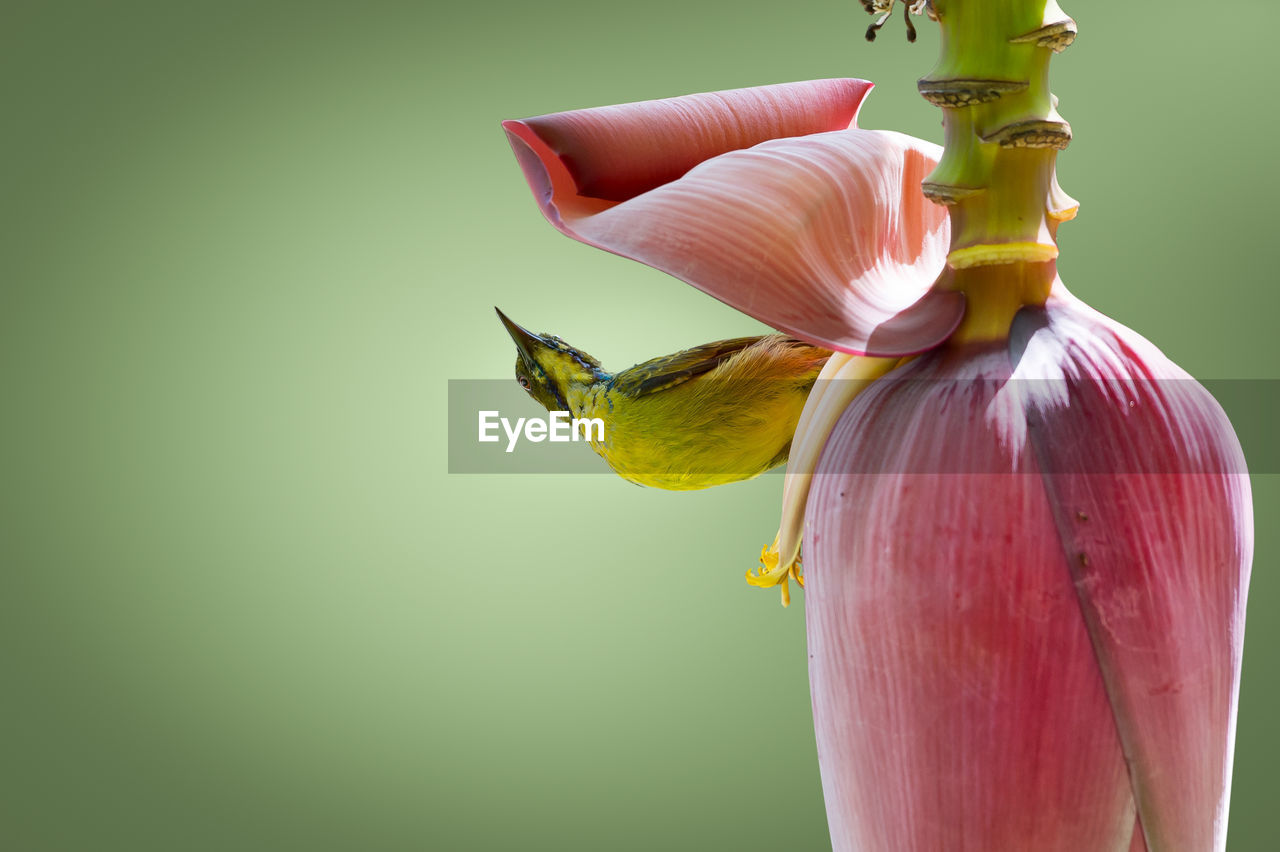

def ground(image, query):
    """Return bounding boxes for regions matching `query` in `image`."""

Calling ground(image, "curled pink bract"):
[503,80,963,356]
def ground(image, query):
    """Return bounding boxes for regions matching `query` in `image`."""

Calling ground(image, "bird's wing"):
[609,336,768,398]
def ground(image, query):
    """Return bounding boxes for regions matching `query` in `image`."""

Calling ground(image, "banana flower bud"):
[503,78,1251,850]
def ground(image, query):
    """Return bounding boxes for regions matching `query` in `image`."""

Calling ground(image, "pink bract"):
[503,80,963,356]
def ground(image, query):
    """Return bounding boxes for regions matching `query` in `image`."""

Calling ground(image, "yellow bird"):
[496,308,830,490]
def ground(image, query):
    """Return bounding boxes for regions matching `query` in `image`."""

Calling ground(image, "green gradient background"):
[3,2,1276,849]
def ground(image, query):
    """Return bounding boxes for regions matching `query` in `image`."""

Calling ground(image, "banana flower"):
[503,76,1251,850]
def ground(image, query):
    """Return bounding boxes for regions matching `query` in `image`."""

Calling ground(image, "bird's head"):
[495,308,605,412]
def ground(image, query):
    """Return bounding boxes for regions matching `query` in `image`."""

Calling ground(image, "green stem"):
[918,0,1078,341]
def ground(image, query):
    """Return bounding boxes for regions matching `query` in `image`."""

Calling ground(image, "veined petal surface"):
[504,82,963,356]
[806,344,1136,851]
[1011,293,1252,852]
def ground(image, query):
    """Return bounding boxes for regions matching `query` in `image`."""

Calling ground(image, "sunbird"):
[496,308,830,490]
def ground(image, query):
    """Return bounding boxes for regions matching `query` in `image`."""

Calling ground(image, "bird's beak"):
[495,307,544,365]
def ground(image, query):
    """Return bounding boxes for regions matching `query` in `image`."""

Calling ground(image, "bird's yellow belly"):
[583,385,809,491]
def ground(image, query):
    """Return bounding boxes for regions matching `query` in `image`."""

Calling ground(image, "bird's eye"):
[518,376,531,391]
